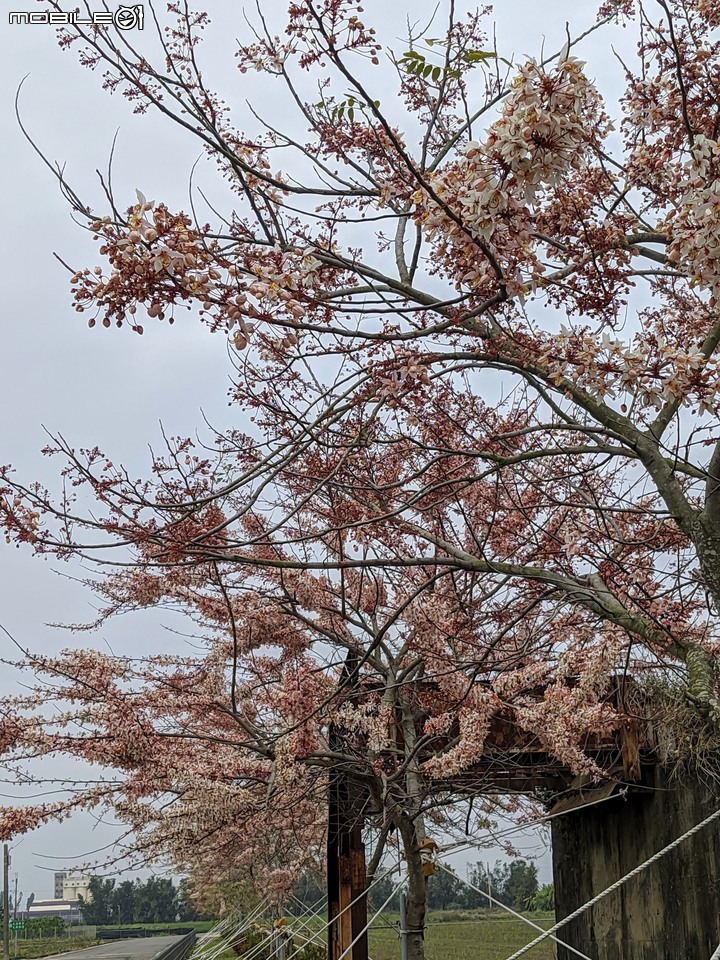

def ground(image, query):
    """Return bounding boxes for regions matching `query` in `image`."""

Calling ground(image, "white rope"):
[232,908,289,960]
[233,929,276,960]
[193,917,226,949]
[190,913,244,960]
[192,904,271,960]
[289,891,327,919]
[198,860,403,960]
[288,909,328,940]
[198,908,264,960]
[276,912,329,960]
[285,894,330,950]
[288,891,328,928]
[436,863,592,960]
[502,805,720,960]
[253,861,401,960]
[194,915,232,945]
[200,920,261,960]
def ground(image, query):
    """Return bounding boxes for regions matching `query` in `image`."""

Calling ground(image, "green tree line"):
[365,860,553,913]
[78,877,209,925]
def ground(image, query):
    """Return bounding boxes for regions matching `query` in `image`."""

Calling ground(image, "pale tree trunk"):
[395,693,430,960]
[398,817,428,960]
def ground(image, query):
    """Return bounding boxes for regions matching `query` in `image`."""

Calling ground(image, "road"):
[43,935,189,960]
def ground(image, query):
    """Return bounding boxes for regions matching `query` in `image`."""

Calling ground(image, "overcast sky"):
[0,0,633,900]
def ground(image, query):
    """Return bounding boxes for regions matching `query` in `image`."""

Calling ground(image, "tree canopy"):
[2,2,720,957]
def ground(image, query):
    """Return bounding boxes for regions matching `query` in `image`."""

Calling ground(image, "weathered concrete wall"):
[552,767,720,960]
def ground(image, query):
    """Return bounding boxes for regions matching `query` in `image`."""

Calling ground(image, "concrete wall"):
[552,767,720,960]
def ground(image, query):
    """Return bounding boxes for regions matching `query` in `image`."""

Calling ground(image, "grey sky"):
[0,0,632,898]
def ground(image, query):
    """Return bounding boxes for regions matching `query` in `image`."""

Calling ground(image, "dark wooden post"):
[327,727,369,960]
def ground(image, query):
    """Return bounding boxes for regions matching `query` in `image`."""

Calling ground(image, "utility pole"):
[12,875,17,960]
[399,891,408,960]
[3,846,9,960]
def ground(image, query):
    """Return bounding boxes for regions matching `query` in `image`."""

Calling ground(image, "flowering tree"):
[4,0,720,956]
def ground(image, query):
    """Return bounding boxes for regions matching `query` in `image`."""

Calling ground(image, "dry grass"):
[3,938,99,959]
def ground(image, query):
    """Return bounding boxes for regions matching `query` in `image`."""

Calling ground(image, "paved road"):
[44,935,188,960]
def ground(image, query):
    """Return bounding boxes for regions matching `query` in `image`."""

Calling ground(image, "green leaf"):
[462,49,498,64]
[348,107,355,122]
[431,66,441,83]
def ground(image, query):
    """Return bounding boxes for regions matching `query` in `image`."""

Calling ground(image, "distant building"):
[53,872,67,900]
[28,900,84,924]
[62,875,92,903]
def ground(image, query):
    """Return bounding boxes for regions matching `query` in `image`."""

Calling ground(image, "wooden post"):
[349,839,368,957]
[327,726,368,960]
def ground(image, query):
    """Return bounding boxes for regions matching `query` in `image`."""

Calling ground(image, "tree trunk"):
[398,818,428,960]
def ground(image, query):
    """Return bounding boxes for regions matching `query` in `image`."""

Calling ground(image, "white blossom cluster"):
[698,0,720,26]
[418,56,608,294]
[485,55,607,201]
[425,56,607,233]
[668,135,720,295]
[541,326,717,411]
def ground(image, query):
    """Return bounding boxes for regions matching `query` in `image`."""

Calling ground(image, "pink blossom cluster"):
[485,57,608,199]
[73,196,329,351]
[698,0,720,26]
[423,687,500,779]
[74,193,221,332]
[285,0,381,70]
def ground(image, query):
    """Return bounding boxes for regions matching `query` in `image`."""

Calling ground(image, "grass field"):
[3,915,558,960]
[211,911,558,960]
[368,913,556,960]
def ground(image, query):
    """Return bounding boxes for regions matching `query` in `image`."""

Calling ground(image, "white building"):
[62,875,92,902]
[28,900,84,924]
